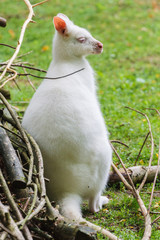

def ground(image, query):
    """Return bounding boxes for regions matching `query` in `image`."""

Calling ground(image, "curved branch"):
[0,43,15,49]
[0,92,34,185]
[125,107,154,192]
[0,170,33,240]
[0,0,34,82]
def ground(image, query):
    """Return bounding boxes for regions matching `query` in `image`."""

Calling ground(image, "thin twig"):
[32,0,49,8]
[0,63,46,73]
[111,161,152,239]
[0,0,34,82]
[0,231,8,240]
[110,143,138,198]
[150,211,160,214]
[19,134,46,221]
[0,203,25,240]
[125,106,154,192]
[0,170,33,240]
[0,223,16,237]
[18,183,38,229]
[0,93,34,185]
[1,67,85,80]
[0,68,17,88]
[152,215,160,225]
[0,124,24,141]
[23,197,31,212]
[145,108,160,117]
[110,140,129,148]
[23,66,36,91]
[28,225,53,240]
[134,132,150,166]
[28,134,46,197]
[111,162,132,191]
[0,43,16,49]
[148,140,160,213]
[17,51,33,59]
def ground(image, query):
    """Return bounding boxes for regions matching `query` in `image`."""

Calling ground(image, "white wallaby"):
[22,13,112,221]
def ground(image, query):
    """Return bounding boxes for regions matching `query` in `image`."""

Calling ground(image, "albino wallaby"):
[22,13,112,221]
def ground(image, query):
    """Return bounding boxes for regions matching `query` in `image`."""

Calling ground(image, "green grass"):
[1,0,160,239]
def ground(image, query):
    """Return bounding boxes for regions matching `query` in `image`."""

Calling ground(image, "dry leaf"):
[42,45,49,51]
[8,29,15,39]
[139,159,144,165]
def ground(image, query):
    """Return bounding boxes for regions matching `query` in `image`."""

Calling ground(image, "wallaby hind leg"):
[59,194,82,221]
[89,193,109,213]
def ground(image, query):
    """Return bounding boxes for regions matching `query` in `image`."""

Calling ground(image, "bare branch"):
[110,143,138,198]
[0,126,26,189]
[0,68,17,88]
[125,107,154,192]
[145,108,160,117]
[23,66,36,91]
[111,163,132,191]
[134,132,150,166]
[110,140,129,148]
[0,231,8,240]
[0,0,34,82]
[0,93,34,185]
[0,67,85,80]
[0,169,33,240]
[28,134,46,197]
[109,165,160,185]
[0,63,46,73]
[148,140,160,213]
[111,155,152,239]
[17,183,38,229]
[32,0,49,8]
[0,43,16,49]
[0,202,25,240]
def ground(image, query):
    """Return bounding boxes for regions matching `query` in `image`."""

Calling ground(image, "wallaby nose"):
[97,42,103,49]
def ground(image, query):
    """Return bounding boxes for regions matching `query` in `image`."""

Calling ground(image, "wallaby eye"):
[77,37,86,43]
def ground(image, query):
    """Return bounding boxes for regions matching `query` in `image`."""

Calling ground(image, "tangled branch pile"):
[0,1,160,240]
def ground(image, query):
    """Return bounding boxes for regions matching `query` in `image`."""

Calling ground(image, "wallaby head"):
[52,13,103,60]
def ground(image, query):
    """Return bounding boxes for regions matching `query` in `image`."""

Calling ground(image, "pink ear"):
[53,16,66,34]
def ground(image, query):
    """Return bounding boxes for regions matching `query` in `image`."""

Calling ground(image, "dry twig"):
[125,107,154,192]
[0,169,33,240]
[111,142,152,240]
[148,140,160,213]
[0,92,34,185]
[0,0,48,87]
[0,202,25,240]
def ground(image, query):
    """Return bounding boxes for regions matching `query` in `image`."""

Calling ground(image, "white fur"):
[22,13,112,221]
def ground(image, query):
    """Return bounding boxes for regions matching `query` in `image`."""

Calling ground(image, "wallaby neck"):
[45,56,96,93]
[47,56,92,78]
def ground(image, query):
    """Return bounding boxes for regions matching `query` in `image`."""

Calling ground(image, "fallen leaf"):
[42,45,49,51]
[139,159,144,165]
[8,29,15,39]
[148,13,154,18]
[99,90,104,95]
[119,219,126,222]
[153,202,159,208]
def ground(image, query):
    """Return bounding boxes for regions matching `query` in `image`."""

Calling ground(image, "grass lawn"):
[1,0,160,239]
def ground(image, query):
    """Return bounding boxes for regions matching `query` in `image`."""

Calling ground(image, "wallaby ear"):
[53,16,67,35]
